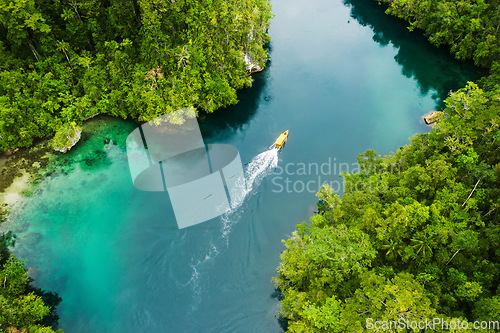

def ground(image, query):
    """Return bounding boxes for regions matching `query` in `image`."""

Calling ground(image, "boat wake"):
[244,148,280,195]
[186,147,279,308]
[219,147,279,237]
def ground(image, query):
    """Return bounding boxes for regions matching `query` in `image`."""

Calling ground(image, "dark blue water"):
[2,0,478,331]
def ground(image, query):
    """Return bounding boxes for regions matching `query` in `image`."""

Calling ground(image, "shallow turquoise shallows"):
[4,0,478,331]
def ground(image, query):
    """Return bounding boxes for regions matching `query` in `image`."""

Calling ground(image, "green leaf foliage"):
[275,81,500,331]
[274,3,500,329]
[0,0,272,150]
[0,233,62,332]
[378,0,500,67]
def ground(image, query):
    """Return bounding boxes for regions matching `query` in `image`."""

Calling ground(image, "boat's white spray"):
[219,147,279,237]
[243,147,280,196]
[186,147,279,309]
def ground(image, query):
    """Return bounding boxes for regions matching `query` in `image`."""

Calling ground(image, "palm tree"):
[381,239,404,259]
[411,237,437,259]
[56,40,72,67]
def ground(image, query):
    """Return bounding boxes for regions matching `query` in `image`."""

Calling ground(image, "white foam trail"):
[244,148,279,195]
[186,241,219,310]
[186,147,279,304]
[218,148,279,238]
[218,148,279,215]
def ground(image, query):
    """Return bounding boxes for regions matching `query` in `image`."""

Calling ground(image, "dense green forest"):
[274,0,500,331]
[0,0,272,330]
[380,0,500,67]
[0,232,62,332]
[0,0,272,151]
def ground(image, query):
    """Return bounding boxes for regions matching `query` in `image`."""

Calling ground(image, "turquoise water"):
[3,0,478,331]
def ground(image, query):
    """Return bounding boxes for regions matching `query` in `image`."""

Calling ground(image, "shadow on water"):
[343,0,480,108]
[199,56,272,141]
[271,287,288,331]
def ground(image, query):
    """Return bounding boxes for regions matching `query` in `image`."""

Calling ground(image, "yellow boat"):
[273,130,289,149]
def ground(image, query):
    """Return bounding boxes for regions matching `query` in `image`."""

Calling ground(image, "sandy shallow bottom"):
[0,115,133,221]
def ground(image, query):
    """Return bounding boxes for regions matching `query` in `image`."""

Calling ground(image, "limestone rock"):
[244,53,263,73]
[53,123,82,153]
[424,111,444,125]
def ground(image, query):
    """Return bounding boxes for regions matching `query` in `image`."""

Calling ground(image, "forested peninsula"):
[0,0,272,151]
[274,0,500,332]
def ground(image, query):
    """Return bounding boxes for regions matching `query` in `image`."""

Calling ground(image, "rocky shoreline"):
[0,141,53,222]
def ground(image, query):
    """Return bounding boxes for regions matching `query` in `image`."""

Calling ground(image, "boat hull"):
[274,130,289,149]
